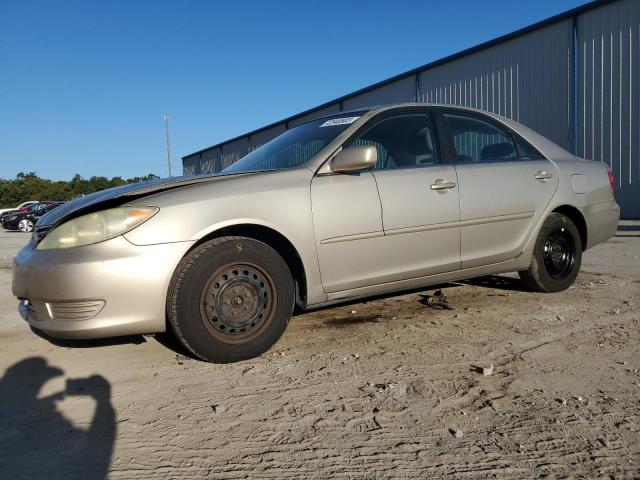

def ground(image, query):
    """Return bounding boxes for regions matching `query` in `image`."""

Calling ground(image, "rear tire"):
[167,236,295,363]
[518,213,582,293]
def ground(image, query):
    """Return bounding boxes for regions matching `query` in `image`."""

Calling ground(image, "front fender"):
[122,168,328,305]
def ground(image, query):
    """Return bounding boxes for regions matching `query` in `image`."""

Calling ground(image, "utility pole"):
[163,113,172,177]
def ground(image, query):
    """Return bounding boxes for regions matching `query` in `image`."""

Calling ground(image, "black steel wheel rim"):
[200,263,276,343]
[542,227,575,280]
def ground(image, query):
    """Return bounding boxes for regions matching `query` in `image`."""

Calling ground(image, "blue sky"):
[0,0,589,180]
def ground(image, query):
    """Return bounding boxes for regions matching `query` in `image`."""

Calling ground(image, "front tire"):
[518,213,582,293]
[167,236,295,363]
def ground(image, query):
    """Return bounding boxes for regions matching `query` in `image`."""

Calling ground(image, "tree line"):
[0,172,160,208]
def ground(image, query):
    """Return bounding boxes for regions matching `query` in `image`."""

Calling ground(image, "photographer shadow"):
[0,357,115,479]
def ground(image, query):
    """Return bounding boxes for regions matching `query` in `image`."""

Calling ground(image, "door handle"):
[430,179,456,192]
[534,171,553,181]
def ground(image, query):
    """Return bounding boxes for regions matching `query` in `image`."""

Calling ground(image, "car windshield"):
[223,113,364,174]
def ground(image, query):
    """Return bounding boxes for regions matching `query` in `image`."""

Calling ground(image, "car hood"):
[38,172,246,229]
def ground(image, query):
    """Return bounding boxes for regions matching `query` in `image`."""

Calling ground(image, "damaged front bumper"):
[12,235,194,339]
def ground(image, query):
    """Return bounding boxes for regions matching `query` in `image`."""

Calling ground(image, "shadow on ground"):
[0,357,115,479]
[306,275,528,317]
[319,274,527,328]
[29,327,197,359]
[323,314,385,327]
[459,274,528,292]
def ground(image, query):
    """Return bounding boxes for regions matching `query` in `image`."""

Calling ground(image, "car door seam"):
[370,171,386,233]
[308,176,329,296]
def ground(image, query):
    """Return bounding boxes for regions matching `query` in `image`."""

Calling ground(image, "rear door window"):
[513,135,544,160]
[442,112,517,163]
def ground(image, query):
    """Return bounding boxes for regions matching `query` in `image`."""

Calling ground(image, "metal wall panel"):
[249,123,287,151]
[221,137,250,170]
[287,103,341,128]
[419,20,572,150]
[182,154,200,176]
[342,75,417,110]
[200,147,221,174]
[577,0,639,217]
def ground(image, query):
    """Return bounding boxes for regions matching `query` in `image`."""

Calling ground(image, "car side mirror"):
[330,146,377,173]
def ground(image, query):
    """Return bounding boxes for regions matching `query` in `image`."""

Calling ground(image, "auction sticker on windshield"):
[319,117,360,127]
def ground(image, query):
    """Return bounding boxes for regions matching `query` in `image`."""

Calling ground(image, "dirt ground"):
[0,224,639,479]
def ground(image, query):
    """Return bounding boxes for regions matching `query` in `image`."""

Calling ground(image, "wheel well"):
[552,205,587,250]
[193,224,307,308]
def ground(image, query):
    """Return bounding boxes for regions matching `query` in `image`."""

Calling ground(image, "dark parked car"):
[0,201,39,218]
[0,202,40,224]
[2,202,64,232]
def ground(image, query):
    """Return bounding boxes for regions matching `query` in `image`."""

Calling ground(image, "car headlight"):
[37,206,158,250]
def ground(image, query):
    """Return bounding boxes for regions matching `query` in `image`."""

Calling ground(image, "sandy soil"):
[0,224,638,479]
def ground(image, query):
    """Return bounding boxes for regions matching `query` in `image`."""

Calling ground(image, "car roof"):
[313,102,514,123]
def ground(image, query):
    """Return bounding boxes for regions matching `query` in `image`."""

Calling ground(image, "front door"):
[310,171,384,293]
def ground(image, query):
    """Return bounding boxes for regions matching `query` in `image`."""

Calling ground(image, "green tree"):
[0,172,161,208]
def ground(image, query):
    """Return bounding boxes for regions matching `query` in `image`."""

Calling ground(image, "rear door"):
[439,110,558,269]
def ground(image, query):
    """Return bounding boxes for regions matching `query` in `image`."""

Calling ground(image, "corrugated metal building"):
[183,0,639,218]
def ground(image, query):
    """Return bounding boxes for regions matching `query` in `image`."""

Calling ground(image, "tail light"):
[607,169,615,191]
